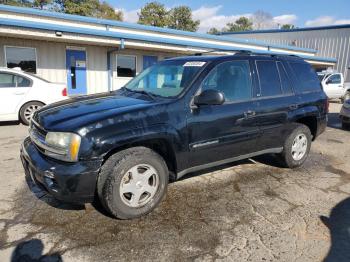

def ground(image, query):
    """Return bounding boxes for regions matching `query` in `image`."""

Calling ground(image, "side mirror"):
[326,80,331,85]
[193,89,225,106]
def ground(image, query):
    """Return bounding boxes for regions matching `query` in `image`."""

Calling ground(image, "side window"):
[277,62,293,94]
[202,60,252,102]
[16,76,31,87]
[0,73,16,88]
[289,62,321,92]
[327,74,341,84]
[256,60,282,97]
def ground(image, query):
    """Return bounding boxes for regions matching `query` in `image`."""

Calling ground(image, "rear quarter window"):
[288,62,321,93]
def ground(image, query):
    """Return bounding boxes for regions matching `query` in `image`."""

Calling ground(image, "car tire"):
[277,124,312,168]
[19,101,44,125]
[342,91,350,103]
[342,121,350,130]
[97,147,169,219]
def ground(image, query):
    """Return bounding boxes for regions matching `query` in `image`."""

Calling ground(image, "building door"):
[66,49,87,95]
[143,55,158,70]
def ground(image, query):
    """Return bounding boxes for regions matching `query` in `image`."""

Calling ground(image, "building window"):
[5,46,37,73]
[117,55,136,77]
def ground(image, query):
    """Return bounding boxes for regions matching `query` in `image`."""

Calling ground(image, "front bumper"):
[20,137,103,203]
[340,106,350,123]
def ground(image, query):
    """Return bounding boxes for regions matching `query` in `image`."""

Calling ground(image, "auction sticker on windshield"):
[183,61,206,67]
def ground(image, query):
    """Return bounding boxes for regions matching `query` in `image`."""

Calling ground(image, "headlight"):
[45,132,81,162]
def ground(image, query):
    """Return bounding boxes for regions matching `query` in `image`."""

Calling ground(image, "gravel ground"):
[0,102,349,262]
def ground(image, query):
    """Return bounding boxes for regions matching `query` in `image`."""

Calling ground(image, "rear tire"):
[277,124,312,168]
[342,121,350,130]
[97,147,168,219]
[19,101,44,125]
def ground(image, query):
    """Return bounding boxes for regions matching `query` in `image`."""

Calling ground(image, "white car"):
[0,68,67,125]
[318,72,345,99]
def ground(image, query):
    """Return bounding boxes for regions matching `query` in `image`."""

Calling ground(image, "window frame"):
[255,59,286,99]
[327,74,342,84]
[287,61,321,94]
[196,59,254,105]
[4,45,38,74]
[276,61,294,95]
[116,54,137,78]
[0,72,32,88]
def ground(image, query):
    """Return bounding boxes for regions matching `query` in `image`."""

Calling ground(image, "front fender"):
[80,123,186,172]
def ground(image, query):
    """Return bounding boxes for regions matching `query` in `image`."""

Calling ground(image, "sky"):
[107,0,350,32]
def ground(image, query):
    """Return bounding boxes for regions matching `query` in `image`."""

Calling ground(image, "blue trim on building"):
[0,17,337,64]
[0,4,317,54]
[220,24,350,35]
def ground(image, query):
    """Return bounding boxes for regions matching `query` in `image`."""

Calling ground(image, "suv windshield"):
[124,60,206,98]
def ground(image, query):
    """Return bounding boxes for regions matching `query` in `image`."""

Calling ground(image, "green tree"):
[0,0,32,7]
[281,24,295,30]
[168,6,199,32]
[223,17,253,32]
[138,1,168,27]
[54,0,122,20]
[33,0,52,9]
[207,27,220,35]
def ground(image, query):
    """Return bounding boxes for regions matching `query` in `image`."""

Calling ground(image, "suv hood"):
[34,92,154,131]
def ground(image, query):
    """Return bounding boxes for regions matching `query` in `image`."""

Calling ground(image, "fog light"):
[44,177,54,188]
[44,171,55,179]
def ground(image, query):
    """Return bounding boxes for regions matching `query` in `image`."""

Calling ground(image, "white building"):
[0,4,337,95]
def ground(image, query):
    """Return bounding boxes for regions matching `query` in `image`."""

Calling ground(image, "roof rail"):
[192,49,303,59]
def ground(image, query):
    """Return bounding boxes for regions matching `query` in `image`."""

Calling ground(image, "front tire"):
[97,147,169,219]
[277,124,312,168]
[19,101,44,125]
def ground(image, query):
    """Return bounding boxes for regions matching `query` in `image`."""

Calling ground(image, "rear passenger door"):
[253,59,298,151]
[0,72,31,116]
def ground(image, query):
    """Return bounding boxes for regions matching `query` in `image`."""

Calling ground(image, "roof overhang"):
[0,4,337,67]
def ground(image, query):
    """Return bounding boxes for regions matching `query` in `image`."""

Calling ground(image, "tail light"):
[325,98,329,113]
[62,87,67,97]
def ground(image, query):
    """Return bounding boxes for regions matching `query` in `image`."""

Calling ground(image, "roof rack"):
[192,49,302,59]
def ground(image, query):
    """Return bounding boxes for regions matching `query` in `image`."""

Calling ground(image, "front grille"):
[29,121,47,154]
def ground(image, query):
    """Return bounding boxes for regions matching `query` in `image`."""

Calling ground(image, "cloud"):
[305,16,350,27]
[192,5,252,32]
[116,8,139,23]
[117,5,300,33]
[273,14,298,25]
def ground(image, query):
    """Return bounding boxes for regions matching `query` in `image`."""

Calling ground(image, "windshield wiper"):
[122,88,156,101]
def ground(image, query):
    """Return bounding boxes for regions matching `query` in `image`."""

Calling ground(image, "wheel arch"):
[102,136,178,179]
[18,100,46,124]
[295,115,318,140]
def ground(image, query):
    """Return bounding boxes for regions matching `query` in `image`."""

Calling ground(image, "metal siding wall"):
[0,37,111,94]
[229,28,350,81]
[0,37,67,82]
[86,45,108,94]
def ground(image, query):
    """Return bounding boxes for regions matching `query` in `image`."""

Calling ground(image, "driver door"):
[186,60,259,168]
[323,73,343,98]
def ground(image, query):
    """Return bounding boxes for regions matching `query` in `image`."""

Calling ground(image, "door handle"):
[14,92,25,95]
[289,104,298,110]
[244,110,256,118]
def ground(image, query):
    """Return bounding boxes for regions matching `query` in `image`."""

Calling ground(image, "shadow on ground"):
[11,239,62,262]
[321,197,350,262]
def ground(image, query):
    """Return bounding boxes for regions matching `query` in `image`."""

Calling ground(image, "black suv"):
[20,53,328,219]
